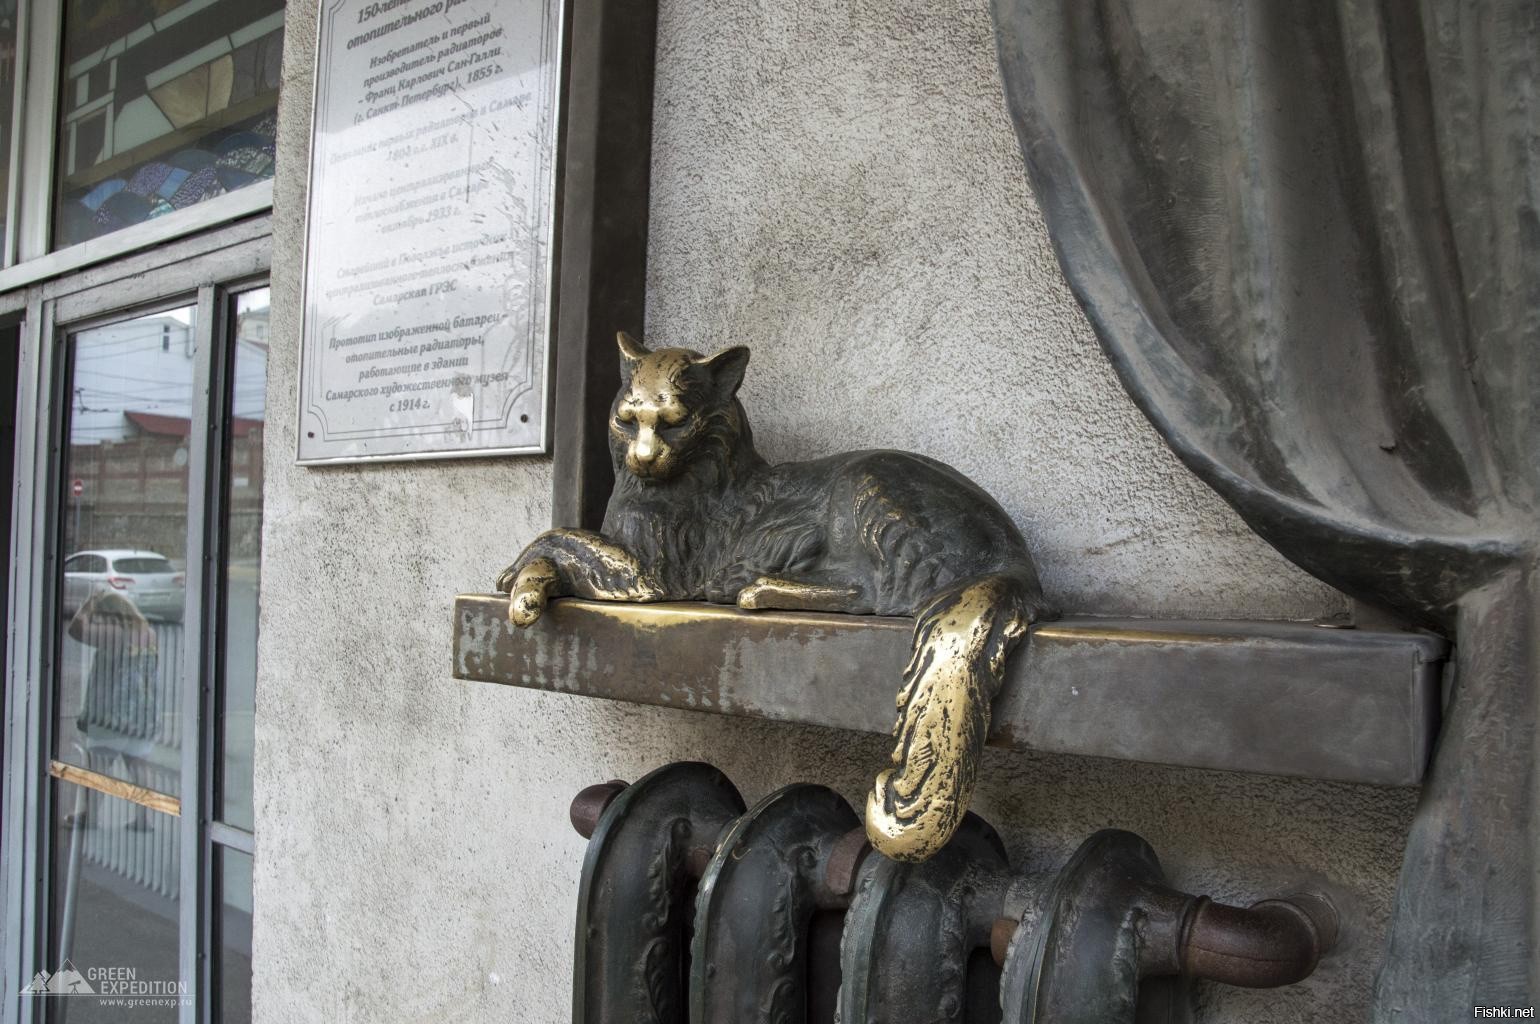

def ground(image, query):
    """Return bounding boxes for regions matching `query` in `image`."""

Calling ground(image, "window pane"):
[53,0,285,249]
[57,306,197,797]
[46,780,185,1021]
[216,846,253,1024]
[0,4,16,250]
[220,287,265,832]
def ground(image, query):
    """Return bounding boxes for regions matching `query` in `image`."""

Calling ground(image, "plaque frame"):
[295,0,659,472]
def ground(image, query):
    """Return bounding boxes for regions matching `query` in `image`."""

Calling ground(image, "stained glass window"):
[54,0,284,249]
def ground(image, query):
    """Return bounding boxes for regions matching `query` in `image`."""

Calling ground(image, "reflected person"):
[66,588,162,764]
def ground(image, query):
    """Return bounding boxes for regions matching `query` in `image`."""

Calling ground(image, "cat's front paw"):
[506,558,557,627]
[510,586,546,626]
[735,579,771,609]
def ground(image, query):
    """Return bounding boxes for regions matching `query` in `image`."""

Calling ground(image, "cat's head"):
[609,331,750,483]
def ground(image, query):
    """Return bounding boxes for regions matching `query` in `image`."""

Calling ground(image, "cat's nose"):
[633,431,657,463]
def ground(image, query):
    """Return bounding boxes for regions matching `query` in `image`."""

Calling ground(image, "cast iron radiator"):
[568,763,1338,1024]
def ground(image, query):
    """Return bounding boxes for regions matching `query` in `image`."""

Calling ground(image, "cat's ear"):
[616,331,649,376]
[697,345,750,396]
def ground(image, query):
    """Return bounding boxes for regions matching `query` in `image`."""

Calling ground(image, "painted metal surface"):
[1000,831,1335,1023]
[454,596,1446,786]
[1002,831,1164,1024]
[991,1,1539,1011]
[839,813,1009,1024]
[569,766,1338,1024]
[689,784,856,1023]
[572,762,743,1024]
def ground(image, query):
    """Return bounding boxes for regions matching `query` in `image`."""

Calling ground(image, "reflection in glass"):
[53,0,285,249]
[47,781,183,1022]
[0,0,16,249]
[57,306,197,798]
[220,287,266,833]
[216,847,253,1024]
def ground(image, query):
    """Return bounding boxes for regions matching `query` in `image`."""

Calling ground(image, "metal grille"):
[69,620,184,898]
[76,785,179,899]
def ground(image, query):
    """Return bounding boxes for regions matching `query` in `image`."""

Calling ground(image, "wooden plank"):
[453,595,1448,787]
[49,760,181,817]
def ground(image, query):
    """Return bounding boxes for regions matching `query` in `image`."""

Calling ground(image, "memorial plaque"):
[297,0,563,463]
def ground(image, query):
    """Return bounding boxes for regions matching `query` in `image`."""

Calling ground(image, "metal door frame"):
[2,217,270,1024]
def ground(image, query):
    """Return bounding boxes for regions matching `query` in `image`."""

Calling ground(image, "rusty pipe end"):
[1252,892,1339,964]
[991,917,1019,967]
[824,827,873,900]
[569,779,628,839]
[1268,892,1339,953]
[1180,891,1339,988]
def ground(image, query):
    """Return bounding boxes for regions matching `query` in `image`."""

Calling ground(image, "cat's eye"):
[616,405,635,423]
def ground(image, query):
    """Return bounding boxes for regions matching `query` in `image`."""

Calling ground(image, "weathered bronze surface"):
[499,333,1050,861]
[571,762,743,1024]
[992,2,1538,1012]
[568,763,1337,1023]
[453,595,1447,787]
[690,784,855,1023]
[839,812,1009,1023]
[999,831,1337,1022]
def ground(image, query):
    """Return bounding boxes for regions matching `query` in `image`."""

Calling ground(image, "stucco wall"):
[254,0,1412,1021]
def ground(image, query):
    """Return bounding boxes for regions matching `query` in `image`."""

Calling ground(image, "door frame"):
[1,216,270,1024]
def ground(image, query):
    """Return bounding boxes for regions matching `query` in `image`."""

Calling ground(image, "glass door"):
[20,268,266,1023]
[47,303,198,1021]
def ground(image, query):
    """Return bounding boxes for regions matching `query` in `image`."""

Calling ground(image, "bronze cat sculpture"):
[498,332,1049,861]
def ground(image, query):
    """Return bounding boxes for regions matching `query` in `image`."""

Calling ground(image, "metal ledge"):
[452,595,1448,787]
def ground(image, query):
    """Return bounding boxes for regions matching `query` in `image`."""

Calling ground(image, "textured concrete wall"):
[255,0,1410,1021]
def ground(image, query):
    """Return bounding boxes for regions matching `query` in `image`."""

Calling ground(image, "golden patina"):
[866,575,1028,861]
[498,333,1049,862]
[736,577,863,611]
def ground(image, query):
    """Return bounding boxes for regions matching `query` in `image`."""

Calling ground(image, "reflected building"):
[65,310,266,561]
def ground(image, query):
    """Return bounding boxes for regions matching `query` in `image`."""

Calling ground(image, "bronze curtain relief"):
[990,0,1537,1016]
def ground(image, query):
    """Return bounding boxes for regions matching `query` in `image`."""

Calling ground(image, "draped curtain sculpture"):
[990,0,1536,1016]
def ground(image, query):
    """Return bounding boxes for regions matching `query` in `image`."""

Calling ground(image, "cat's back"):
[788,448,1003,508]
[772,448,1029,562]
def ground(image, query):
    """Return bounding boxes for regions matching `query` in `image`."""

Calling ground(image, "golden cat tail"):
[865,572,1038,862]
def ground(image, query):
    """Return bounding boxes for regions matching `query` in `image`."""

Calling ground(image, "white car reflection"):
[62,549,186,623]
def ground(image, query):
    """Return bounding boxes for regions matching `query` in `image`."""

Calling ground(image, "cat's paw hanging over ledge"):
[500,557,557,627]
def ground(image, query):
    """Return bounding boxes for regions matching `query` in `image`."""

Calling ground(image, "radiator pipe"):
[577,783,1337,990]
[569,779,628,838]
[571,776,1341,1024]
[1174,892,1338,988]
[993,890,1338,988]
[570,777,755,878]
